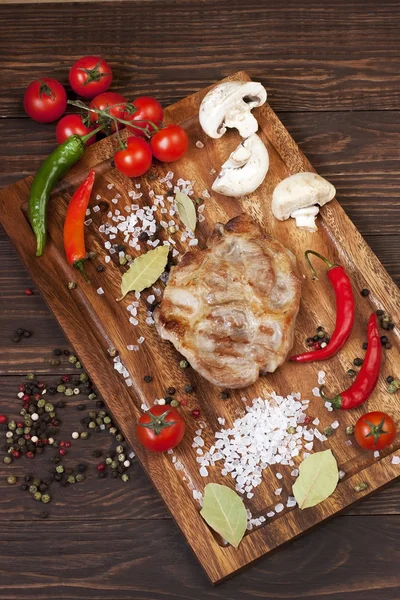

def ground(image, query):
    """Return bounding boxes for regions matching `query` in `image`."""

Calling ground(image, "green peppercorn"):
[387,381,400,393]
[111,460,118,470]
[16,427,24,435]
[68,281,77,290]
[118,453,125,462]
[75,474,85,483]
[119,256,128,266]
[96,417,104,426]
[67,475,76,484]
[121,474,130,482]
[75,362,82,369]
[179,360,189,369]
[89,411,96,419]
[33,477,41,487]
[80,432,89,440]
[18,438,26,446]
[37,399,46,408]
[20,408,27,416]
[44,403,54,413]
[29,485,38,494]
[88,421,96,429]
[287,426,296,434]
[7,475,17,485]
[88,393,96,401]
[8,421,16,431]
[109,427,117,435]
[88,251,97,260]
[65,388,74,397]
[55,465,64,474]
[34,492,42,501]
[170,399,180,408]
[41,494,51,503]
[116,434,124,442]
[57,385,66,393]
[105,457,113,465]
[346,425,355,435]
[116,445,123,454]
[354,482,368,492]
[103,416,111,424]
[49,411,56,419]
[69,355,78,364]
[3,456,12,464]
[79,373,88,383]
[49,358,61,366]
[26,372,35,380]
[324,426,334,437]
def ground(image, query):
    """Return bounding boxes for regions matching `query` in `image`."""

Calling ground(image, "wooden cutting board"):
[1,71,399,584]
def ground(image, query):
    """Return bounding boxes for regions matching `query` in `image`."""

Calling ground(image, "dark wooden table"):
[1,1,400,598]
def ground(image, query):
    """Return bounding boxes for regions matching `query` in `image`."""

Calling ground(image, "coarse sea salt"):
[318,370,326,385]
[391,456,400,465]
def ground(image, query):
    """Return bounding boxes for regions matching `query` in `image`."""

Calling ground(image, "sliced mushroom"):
[271,172,336,232]
[211,134,269,197]
[199,81,267,139]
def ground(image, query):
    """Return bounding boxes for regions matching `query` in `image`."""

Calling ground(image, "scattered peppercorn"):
[360,288,370,297]
[353,358,363,366]
[180,360,189,369]
[167,387,176,395]
[386,375,394,383]
[219,391,230,400]
[385,342,392,350]
[324,426,334,437]
[143,375,153,383]
[192,409,201,419]
[380,335,388,345]
[362,342,368,350]
[347,369,356,377]
[7,476,17,485]
[376,309,384,316]
[68,282,77,290]
[346,425,355,435]
[354,482,368,492]
[40,511,49,519]
[184,385,194,393]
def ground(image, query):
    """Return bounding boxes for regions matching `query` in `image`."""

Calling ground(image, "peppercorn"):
[54,473,62,482]
[167,387,176,395]
[360,288,370,297]
[143,375,153,383]
[29,485,38,494]
[77,403,86,411]
[68,281,77,290]
[98,471,107,479]
[192,409,201,419]
[3,456,12,464]
[13,335,21,343]
[23,330,31,338]
[111,471,119,479]
[184,385,194,394]
[55,465,64,474]
[116,434,124,442]
[96,264,105,273]
[219,391,230,400]
[386,375,394,383]
[75,362,82,369]
[38,483,47,493]
[380,335,388,345]
[362,342,368,350]
[121,473,130,482]
[53,348,62,356]
[170,399,180,408]
[179,360,189,369]
[33,492,42,501]
[109,427,117,435]
[67,475,76,484]
[353,358,363,367]
[111,460,118,470]
[76,473,85,483]
[385,342,392,350]
[77,464,87,473]
[376,309,384,316]
[138,231,148,241]
[80,432,89,440]
[7,476,17,485]
[20,483,28,491]
[88,393,96,401]
[354,482,368,492]
[346,425,355,435]
[324,426,334,437]
[65,388,74,397]
[57,385,66,394]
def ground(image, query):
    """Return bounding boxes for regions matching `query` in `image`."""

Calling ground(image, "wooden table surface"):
[1,1,399,598]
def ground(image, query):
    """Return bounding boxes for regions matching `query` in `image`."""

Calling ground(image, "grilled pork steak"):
[154,215,301,388]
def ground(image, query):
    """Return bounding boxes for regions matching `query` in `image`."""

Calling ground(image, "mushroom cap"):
[271,172,336,221]
[199,81,267,139]
[211,133,269,197]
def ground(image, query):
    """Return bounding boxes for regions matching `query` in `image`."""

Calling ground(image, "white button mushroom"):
[271,172,336,232]
[199,81,267,139]
[211,133,269,197]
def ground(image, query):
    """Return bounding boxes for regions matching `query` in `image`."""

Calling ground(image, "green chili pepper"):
[29,130,99,256]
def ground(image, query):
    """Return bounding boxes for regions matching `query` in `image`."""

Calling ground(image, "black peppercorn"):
[360,288,370,297]
[24,475,32,483]
[96,265,105,272]
[388,322,395,330]
[219,391,230,400]
[98,471,107,479]
[23,330,31,338]
[63,350,70,356]
[40,511,49,519]
[313,335,319,342]
[53,349,62,356]
[38,483,47,493]
[347,369,356,377]
[111,471,119,479]
[143,375,152,383]
[138,231,148,241]
[362,342,368,350]
[380,335,388,345]
[20,483,28,491]
[13,336,21,343]
[54,473,62,482]
[376,309,384,317]
[184,385,194,393]
[16,328,24,335]
[167,387,176,395]
[47,387,57,395]
[77,464,87,473]
[164,397,173,404]
[387,375,394,383]
[353,358,363,366]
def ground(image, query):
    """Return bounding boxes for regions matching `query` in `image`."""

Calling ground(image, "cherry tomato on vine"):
[150,124,189,163]
[136,405,185,452]
[56,114,96,145]
[354,411,397,451]
[114,137,152,178]
[126,96,163,136]
[24,78,67,123]
[69,56,113,99]
[89,91,127,132]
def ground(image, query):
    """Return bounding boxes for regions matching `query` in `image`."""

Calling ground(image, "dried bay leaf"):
[175,192,197,232]
[200,483,247,548]
[293,449,339,509]
[118,244,169,301]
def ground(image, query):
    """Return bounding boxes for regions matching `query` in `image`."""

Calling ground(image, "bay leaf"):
[292,449,339,509]
[200,483,247,548]
[175,192,197,232]
[118,244,169,301]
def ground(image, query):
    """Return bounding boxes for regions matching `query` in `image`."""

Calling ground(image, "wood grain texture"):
[2,71,400,582]
[0,517,398,600]
[1,0,400,115]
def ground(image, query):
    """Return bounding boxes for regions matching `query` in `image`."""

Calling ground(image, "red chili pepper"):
[63,169,95,281]
[290,250,355,362]
[320,313,381,409]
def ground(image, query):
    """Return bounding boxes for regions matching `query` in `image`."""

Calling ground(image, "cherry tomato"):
[56,114,96,145]
[126,96,163,136]
[354,411,397,451]
[23,78,67,123]
[89,92,127,132]
[114,137,152,178]
[136,405,185,452]
[150,124,189,162]
[69,56,112,99]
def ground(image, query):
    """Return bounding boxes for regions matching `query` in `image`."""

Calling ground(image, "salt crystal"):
[84,219,92,226]
[275,503,284,513]
[331,420,340,429]
[198,214,206,223]
[304,441,314,451]
[324,401,333,412]
[267,511,275,518]
[195,140,205,148]
[339,470,346,479]
[105,256,111,263]
[107,183,114,189]
[202,189,210,199]
[291,469,299,477]
[138,336,145,344]
[129,317,138,326]
[96,194,102,200]
[97,287,104,295]
[286,496,297,508]
[93,205,100,213]
[312,387,321,397]
[374,450,380,458]
[391,456,400,465]
[276,472,283,480]
[317,370,326,385]
[312,417,320,426]
[189,239,199,247]
[274,488,282,495]
[85,208,91,216]
[217,417,225,425]
[199,466,208,477]
[345,439,353,446]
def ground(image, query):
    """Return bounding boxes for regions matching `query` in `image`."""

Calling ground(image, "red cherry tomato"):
[69,56,112,99]
[89,92,127,132]
[354,411,397,451]
[23,78,67,123]
[56,114,96,145]
[126,96,163,136]
[150,124,189,163]
[114,137,152,178]
[136,405,185,452]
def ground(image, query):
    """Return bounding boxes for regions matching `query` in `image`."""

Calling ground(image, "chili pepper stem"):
[319,386,342,409]
[305,249,336,280]
[73,259,90,283]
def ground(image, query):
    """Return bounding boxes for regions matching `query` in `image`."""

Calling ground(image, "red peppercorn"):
[24,434,31,440]
[304,416,313,425]
[12,450,20,459]
[97,463,106,472]
[19,384,25,392]
[313,342,321,350]
[26,451,34,458]
[37,381,45,389]
[59,441,65,447]
[51,419,59,426]
[61,375,70,383]
[191,409,201,419]
[22,394,30,402]
[180,398,187,406]
[0,415,7,424]
[24,288,34,296]
[64,441,71,449]
[34,394,41,401]
[17,422,24,428]
[59,448,67,456]
[41,438,48,445]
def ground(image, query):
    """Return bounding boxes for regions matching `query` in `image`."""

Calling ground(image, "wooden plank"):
[1,1,400,114]
[0,517,398,599]
[1,71,400,582]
